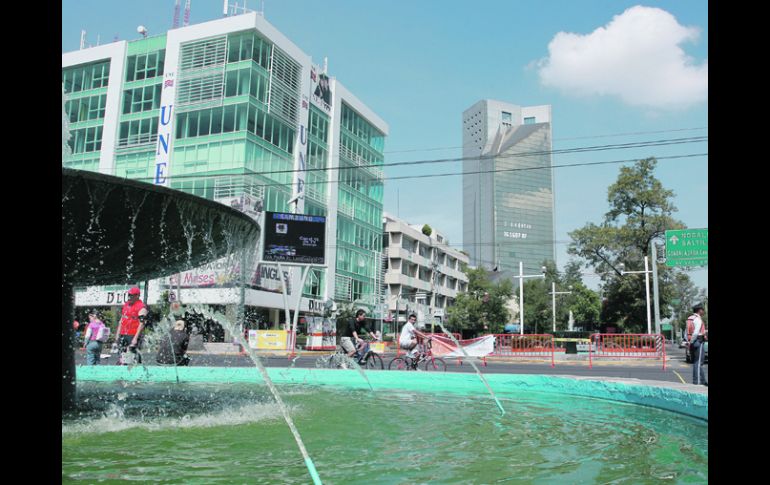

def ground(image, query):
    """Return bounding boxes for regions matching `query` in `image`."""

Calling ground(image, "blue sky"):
[62,0,708,291]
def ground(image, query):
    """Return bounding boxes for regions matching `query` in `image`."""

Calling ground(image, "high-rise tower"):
[462,100,554,275]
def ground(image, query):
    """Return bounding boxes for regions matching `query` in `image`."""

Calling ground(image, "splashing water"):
[184,303,323,484]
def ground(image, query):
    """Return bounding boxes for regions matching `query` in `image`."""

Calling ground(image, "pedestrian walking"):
[82,311,109,365]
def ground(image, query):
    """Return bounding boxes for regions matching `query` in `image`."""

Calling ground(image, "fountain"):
[62,171,708,481]
[61,167,260,412]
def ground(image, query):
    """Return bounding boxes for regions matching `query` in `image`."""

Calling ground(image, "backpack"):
[95,325,110,343]
[686,315,705,343]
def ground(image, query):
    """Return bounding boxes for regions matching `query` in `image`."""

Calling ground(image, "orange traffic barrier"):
[588,333,666,370]
[492,334,555,367]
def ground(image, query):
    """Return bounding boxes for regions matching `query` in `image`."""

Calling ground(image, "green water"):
[62,381,707,484]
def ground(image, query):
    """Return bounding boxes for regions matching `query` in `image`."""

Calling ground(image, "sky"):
[62,0,708,291]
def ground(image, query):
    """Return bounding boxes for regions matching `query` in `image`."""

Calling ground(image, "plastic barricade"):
[588,333,666,370]
[396,333,461,357]
[492,334,555,367]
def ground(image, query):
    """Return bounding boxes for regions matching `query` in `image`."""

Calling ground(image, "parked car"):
[685,340,708,364]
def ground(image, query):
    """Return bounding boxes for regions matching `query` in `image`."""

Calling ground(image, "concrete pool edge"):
[76,366,708,421]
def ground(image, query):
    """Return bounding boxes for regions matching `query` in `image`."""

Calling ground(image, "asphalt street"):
[77,343,705,386]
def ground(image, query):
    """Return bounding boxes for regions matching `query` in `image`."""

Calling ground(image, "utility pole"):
[549,282,572,332]
[620,257,653,334]
[518,262,547,334]
[651,241,662,335]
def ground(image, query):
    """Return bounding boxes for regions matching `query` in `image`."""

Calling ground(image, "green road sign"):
[665,228,708,267]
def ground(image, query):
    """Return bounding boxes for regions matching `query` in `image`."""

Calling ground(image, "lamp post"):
[549,282,573,332]
[518,262,547,335]
[620,257,653,334]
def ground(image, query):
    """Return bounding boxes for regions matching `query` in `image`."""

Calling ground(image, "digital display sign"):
[262,212,326,265]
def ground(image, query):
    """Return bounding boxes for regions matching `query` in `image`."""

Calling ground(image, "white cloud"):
[536,5,707,110]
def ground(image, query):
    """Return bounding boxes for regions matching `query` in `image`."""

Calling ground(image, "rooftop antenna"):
[172,0,181,28]
[183,0,191,26]
[223,0,228,16]
[79,30,86,50]
[137,25,148,39]
[323,56,328,74]
[96,34,100,46]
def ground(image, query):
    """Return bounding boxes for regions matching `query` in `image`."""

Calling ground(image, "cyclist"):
[399,314,425,363]
[340,309,378,364]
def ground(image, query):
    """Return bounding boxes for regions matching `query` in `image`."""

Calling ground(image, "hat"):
[692,303,704,312]
[128,287,141,295]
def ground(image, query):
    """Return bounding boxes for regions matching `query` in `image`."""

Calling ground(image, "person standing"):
[687,303,708,386]
[156,320,191,366]
[115,287,148,364]
[82,311,107,365]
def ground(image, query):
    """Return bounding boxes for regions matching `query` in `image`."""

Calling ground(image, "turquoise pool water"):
[63,367,707,484]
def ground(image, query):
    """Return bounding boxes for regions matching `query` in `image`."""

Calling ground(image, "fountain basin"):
[65,368,708,483]
[76,366,708,421]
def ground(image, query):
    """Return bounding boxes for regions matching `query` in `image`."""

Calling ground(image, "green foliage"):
[518,260,601,333]
[446,266,513,334]
[335,302,356,323]
[421,224,433,236]
[567,158,700,332]
[100,309,118,337]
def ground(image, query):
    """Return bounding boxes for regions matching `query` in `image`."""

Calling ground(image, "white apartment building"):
[382,213,469,325]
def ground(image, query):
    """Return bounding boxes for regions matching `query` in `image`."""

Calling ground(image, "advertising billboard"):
[310,65,332,113]
[262,212,326,265]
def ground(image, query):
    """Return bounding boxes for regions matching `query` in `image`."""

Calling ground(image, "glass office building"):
[462,100,554,276]
[63,12,388,324]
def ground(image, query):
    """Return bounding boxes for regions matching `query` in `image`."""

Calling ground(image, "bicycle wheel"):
[388,357,411,370]
[421,357,447,372]
[365,352,384,370]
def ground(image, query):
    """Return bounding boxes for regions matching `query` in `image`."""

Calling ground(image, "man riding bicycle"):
[399,313,426,363]
[340,309,378,365]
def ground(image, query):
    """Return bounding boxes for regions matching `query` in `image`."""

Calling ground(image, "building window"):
[122,84,162,114]
[502,111,512,123]
[524,117,536,125]
[62,61,111,93]
[125,50,165,82]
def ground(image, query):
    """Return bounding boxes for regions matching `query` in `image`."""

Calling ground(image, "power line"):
[116,135,707,184]
[158,152,707,193]
[383,126,708,154]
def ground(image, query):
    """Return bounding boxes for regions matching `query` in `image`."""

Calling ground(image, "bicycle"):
[388,338,447,372]
[323,340,384,370]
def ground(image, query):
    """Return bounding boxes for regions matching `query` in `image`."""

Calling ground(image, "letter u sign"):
[160,105,173,125]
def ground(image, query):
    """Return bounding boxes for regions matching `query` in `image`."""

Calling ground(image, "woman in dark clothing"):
[156,320,190,366]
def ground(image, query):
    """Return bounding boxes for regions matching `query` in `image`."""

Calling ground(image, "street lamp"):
[518,262,547,335]
[549,283,573,332]
[619,257,653,334]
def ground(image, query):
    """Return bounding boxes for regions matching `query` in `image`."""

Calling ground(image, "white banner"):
[430,334,495,357]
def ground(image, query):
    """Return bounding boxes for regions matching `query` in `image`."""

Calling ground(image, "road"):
[78,343,705,386]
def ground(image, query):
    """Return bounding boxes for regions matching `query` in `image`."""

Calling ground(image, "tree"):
[568,158,699,332]
[422,224,432,237]
[568,284,601,327]
[446,267,513,335]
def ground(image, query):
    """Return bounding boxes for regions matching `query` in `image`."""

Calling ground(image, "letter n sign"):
[154,72,177,186]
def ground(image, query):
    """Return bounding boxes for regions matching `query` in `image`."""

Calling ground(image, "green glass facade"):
[62,59,110,172]
[335,103,385,302]
[63,18,388,306]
